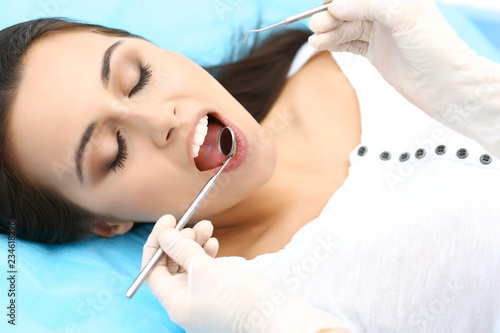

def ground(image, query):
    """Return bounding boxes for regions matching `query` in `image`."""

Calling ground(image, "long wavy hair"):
[0,18,309,244]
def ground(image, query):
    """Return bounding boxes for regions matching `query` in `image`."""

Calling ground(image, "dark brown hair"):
[0,18,309,244]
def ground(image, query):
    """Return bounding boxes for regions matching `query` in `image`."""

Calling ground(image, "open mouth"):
[193,114,233,171]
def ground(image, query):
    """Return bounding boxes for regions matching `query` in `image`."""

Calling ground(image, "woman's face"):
[9,31,277,225]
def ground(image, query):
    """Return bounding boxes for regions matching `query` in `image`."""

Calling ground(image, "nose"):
[125,103,179,147]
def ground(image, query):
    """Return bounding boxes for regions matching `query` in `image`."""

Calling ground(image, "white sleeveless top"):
[219,44,500,333]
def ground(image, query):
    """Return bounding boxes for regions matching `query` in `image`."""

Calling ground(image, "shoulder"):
[282,51,357,113]
[286,51,348,92]
[274,50,360,134]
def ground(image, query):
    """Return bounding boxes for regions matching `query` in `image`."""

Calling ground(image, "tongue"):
[194,120,227,171]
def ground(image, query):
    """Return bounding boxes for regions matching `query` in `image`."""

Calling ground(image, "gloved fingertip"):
[156,214,176,229]
[308,34,327,51]
[328,0,351,20]
[203,237,219,258]
[309,11,337,33]
[145,215,176,249]
[194,220,214,233]
[181,228,196,240]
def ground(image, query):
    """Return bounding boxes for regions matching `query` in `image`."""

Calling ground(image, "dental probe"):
[244,3,330,43]
[126,127,237,299]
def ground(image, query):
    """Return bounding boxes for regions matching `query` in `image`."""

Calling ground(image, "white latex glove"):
[309,0,500,158]
[142,215,350,333]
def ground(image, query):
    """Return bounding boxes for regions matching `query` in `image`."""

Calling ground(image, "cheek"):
[89,159,206,222]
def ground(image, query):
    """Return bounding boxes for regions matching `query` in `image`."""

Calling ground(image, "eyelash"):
[110,64,153,172]
[129,63,153,97]
[109,63,151,172]
[110,131,128,172]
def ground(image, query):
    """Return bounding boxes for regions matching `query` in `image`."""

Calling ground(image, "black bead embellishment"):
[399,153,410,162]
[380,151,391,161]
[480,154,492,165]
[358,146,367,156]
[435,145,447,155]
[457,148,469,159]
[415,149,426,159]
[357,146,492,166]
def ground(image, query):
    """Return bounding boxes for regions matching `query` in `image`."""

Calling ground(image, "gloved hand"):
[309,0,500,158]
[142,215,351,333]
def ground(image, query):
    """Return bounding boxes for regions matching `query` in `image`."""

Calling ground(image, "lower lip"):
[198,112,248,173]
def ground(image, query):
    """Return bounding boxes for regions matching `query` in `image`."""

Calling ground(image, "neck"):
[210,109,305,258]
[210,50,361,259]
[210,168,290,259]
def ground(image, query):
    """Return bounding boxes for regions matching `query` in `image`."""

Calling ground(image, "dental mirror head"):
[218,127,236,157]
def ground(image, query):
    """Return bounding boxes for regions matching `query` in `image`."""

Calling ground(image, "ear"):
[92,221,134,238]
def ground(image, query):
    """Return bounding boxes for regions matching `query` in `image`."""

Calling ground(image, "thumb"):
[158,228,211,271]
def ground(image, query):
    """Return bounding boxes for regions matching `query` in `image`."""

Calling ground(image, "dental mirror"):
[218,127,236,157]
[126,126,236,299]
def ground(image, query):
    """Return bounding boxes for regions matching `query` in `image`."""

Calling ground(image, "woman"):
[1,0,500,331]
[0,10,356,333]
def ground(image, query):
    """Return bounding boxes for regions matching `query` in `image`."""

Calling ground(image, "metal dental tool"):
[244,3,330,43]
[126,127,237,299]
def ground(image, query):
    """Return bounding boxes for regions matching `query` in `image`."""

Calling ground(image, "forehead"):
[9,31,120,186]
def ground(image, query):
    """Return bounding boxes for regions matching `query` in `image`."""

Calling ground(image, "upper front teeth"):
[192,115,208,158]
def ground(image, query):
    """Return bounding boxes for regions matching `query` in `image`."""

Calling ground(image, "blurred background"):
[0,0,499,66]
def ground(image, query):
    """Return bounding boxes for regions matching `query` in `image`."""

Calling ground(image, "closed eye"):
[129,63,152,97]
[110,131,128,172]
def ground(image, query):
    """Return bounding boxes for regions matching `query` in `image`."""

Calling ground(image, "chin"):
[200,140,277,219]
[236,138,277,189]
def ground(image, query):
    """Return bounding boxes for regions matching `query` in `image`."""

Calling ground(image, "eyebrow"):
[75,122,97,183]
[101,40,123,88]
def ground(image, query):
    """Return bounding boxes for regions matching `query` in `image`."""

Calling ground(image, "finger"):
[192,220,214,247]
[179,227,217,272]
[322,0,333,3]
[142,217,181,289]
[331,40,369,56]
[181,228,196,240]
[150,230,196,283]
[141,214,176,270]
[308,21,371,50]
[174,229,196,273]
[178,228,196,273]
[158,228,211,271]
[309,11,343,34]
[203,237,219,258]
